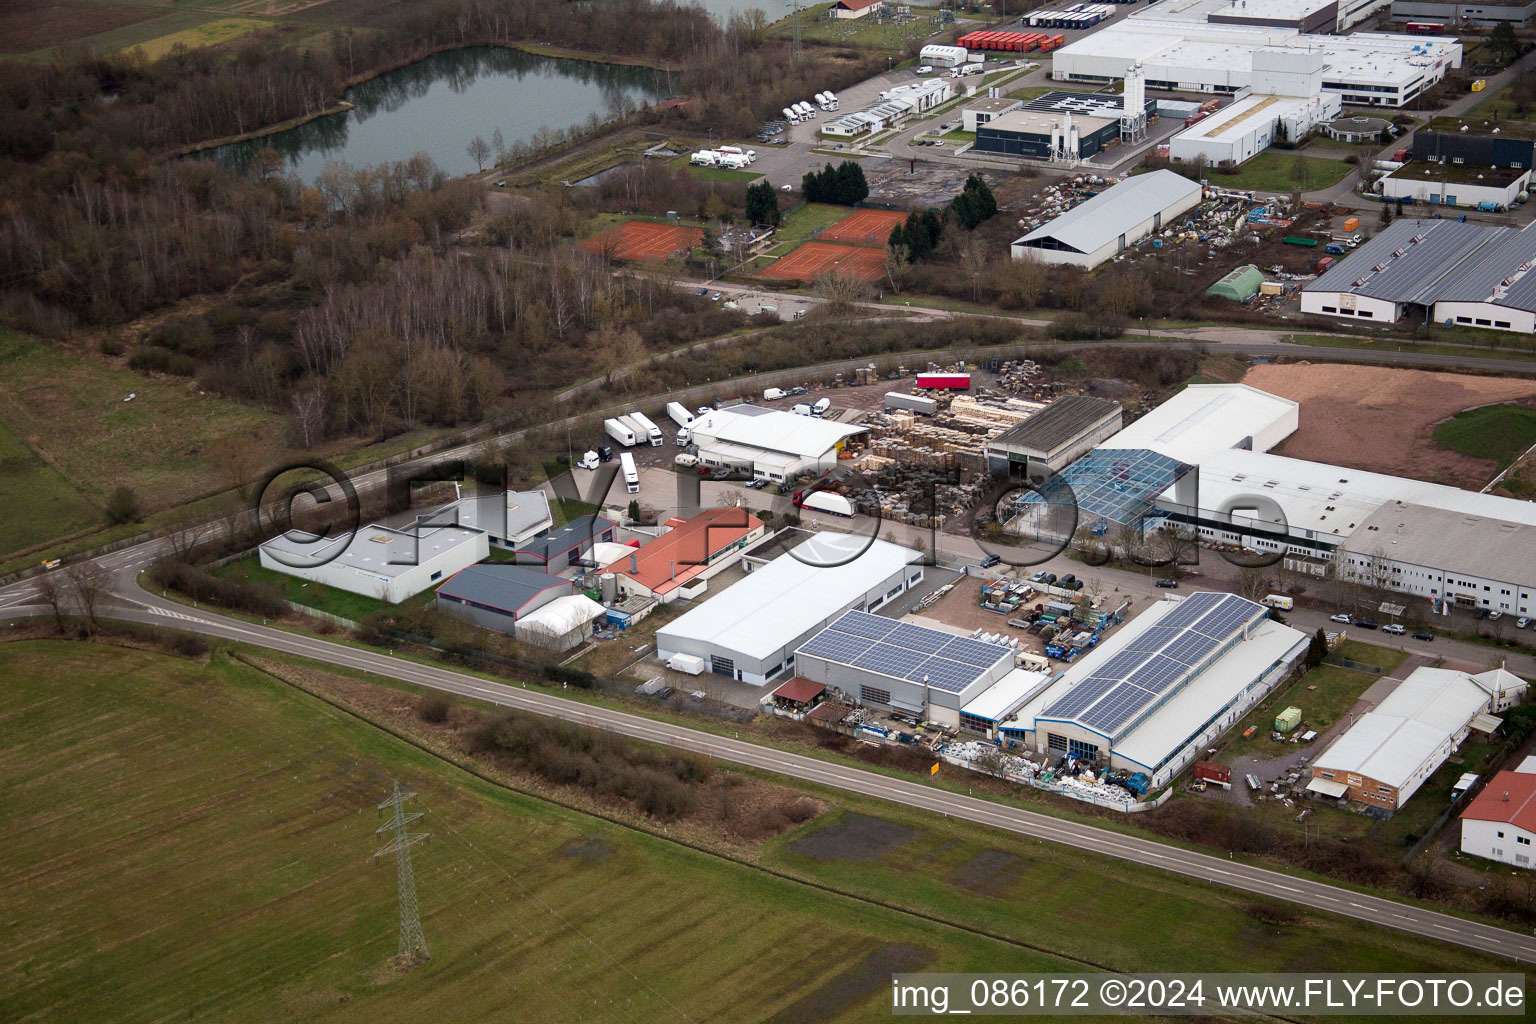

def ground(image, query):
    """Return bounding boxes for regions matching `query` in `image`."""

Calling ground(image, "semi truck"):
[619,452,640,494]
[628,410,664,446]
[604,417,638,447]
[793,490,854,517]
[950,62,985,78]
[885,391,937,415]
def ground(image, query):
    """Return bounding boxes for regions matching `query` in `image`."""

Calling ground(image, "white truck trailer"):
[604,417,638,447]
[619,452,640,494]
[628,411,664,446]
[796,490,854,517]
[884,391,938,415]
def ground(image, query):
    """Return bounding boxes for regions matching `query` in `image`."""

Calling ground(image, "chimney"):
[1503,792,1510,802]
[630,554,638,574]
[670,559,676,581]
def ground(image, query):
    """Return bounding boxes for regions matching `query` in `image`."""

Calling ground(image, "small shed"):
[770,677,827,711]
[516,594,607,651]
[1275,705,1302,733]
[1207,264,1264,302]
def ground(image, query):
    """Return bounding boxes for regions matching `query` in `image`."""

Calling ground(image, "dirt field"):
[818,208,907,247]
[914,575,1046,651]
[1,0,161,52]
[759,240,886,282]
[580,220,702,261]
[1243,363,1536,488]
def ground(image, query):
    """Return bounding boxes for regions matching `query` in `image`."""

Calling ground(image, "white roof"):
[657,534,921,662]
[961,668,1053,722]
[1100,383,1298,464]
[591,542,637,566]
[1315,667,1492,789]
[1173,93,1333,145]
[518,594,606,634]
[1306,776,1350,798]
[1017,170,1201,257]
[453,489,552,538]
[688,406,865,460]
[1133,0,1335,23]
[1516,755,1536,774]
[259,523,483,579]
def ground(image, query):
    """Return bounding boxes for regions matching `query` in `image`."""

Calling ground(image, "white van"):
[763,387,788,400]
[792,403,813,416]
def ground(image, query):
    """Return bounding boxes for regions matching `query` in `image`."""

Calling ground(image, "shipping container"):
[1341,216,1359,233]
[1275,705,1302,733]
[1315,255,1335,272]
[1193,761,1232,788]
[885,391,939,415]
[915,372,971,389]
[1282,236,1317,247]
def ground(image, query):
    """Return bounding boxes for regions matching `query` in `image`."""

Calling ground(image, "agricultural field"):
[1434,403,1536,469]
[0,420,100,558]
[127,16,274,61]
[0,0,163,55]
[0,641,1040,1024]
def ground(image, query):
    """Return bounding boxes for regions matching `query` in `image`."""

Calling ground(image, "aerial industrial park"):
[8,0,1536,1018]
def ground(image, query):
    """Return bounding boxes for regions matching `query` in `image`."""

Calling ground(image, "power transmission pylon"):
[375,780,431,964]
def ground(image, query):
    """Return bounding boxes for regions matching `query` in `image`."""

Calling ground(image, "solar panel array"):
[795,609,1012,694]
[1042,594,1265,740]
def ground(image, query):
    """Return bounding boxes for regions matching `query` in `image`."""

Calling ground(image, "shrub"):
[417,694,451,724]
[104,484,142,525]
[546,664,597,689]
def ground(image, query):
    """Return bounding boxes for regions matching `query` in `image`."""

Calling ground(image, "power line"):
[375,780,431,964]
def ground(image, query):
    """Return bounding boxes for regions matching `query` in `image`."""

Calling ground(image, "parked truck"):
[619,451,640,493]
[885,391,938,415]
[915,372,971,390]
[604,417,638,447]
[628,410,664,446]
[794,490,854,517]
[951,62,985,78]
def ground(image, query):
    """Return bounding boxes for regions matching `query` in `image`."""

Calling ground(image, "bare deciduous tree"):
[466,135,491,173]
[65,561,112,630]
[34,571,68,632]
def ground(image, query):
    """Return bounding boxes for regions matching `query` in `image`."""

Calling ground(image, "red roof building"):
[603,508,766,604]
[832,0,883,17]
[1458,770,1536,868]
[770,677,827,707]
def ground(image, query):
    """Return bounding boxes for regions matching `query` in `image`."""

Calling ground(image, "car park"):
[1412,631,1435,641]
[1355,618,1378,630]
[1329,613,1351,624]
[1155,578,1178,588]
[1382,623,1405,635]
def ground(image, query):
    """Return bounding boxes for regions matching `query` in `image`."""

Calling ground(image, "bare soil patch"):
[1,0,159,52]
[789,812,917,862]
[949,848,1024,897]
[1243,363,1536,487]
[765,943,933,1024]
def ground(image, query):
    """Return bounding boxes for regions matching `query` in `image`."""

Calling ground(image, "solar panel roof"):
[1039,593,1265,740]
[795,610,1012,694]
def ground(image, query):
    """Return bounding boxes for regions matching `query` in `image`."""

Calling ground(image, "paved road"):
[2,567,1527,965]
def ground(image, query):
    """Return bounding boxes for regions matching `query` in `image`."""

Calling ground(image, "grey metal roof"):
[1016,170,1202,256]
[516,513,617,562]
[1435,225,1536,313]
[457,489,552,540]
[1302,219,1517,305]
[436,563,571,615]
[990,395,1122,458]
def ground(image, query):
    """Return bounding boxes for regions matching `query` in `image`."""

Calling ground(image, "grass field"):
[128,16,273,59]
[0,329,284,555]
[776,202,855,243]
[1203,151,1352,193]
[0,420,100,556]
[1282,332,1536,363]
[0,640,1052,1024]
[771,1,937,50]
[1434,403,1536,468]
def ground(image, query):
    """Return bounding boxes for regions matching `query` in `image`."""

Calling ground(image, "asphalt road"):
[2,560,1533,965]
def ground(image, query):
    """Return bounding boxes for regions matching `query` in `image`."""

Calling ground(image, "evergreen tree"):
[745,181,780,226]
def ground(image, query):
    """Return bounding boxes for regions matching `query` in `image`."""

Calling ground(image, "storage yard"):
[1243,363,1536,487]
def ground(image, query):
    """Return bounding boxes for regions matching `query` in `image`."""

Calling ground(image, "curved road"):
[4,562,1531,966]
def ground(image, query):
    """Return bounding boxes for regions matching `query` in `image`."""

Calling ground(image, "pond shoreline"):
[169,41,681,161]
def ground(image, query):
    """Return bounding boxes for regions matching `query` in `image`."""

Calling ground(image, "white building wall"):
[1461,818,1536,867]
[1339,0,1393,28]
[1380,172,1529,209]
[1012,186,1203,269]
[257,532,489,605]
[1299,289,1400,323]
[1434,301,1536,333]
[1334,548,1536,615]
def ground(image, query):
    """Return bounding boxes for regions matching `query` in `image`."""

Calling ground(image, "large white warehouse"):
[1011,169,1203,269]
[996,592,1309,788]
[688,405,866,481]
[655,533,925,685]
[258,523,488,605]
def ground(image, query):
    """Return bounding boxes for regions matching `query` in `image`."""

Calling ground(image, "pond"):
[204,46,675,183]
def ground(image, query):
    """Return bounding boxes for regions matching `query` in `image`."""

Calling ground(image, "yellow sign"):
[930,763,941,775]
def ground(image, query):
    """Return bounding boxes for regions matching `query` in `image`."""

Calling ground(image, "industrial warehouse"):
[995,593,1309,789]
[1010,169,1204,268]
[1300,219,1536,331]
[687,405,868,481]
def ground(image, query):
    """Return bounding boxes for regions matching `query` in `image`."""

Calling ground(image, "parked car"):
[916,65,934,74]
[980,553,1001,568]
[1059,573,1076,587]
[1489,610,1504,621]
[1043,573,1057,584]
[1155,578,1178,588]
[1520,617,1531,629]
[696,287,709,296]
[710,292,722,301]
[1329,613,1352,624]
[1412,631,1435,641]
[1031,571,1048,582]
[1355,618,1378,630]
[780,184,793,191]
[1382,623,1405,635]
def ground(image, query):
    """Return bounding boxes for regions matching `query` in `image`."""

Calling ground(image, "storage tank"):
[600,573,618,604]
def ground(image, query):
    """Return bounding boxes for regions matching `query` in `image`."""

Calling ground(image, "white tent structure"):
[517,594,607,651]
[1010,170,1203,269]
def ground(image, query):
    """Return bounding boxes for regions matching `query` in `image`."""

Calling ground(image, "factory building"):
[1134,0,1343,33]
[823,79,953,138]
[258,523,489,605]
[996,593,1309,788]
[1169,47,1341,167]
[1308,667,1521,809]
[434,563,574,634]
[688,406,866,481]
[513,513,618,570]
[1010,169,1204,269]
[450,488,553,549]
[1379,162,1532,209]
[920,43,970,68]
[600,507,765,604]
[984,395,1124,478]
[974,109,1119,161]
[962,96,1024,133]
[1099,383,1300,463]
[1391,0,1536,25]
[1412,118,1536,172]
[1460,769,1536,867]
[1052,17,1461,106]
[655,533,925,685]
[1300,218,1536,330]
[793,609,1017,728]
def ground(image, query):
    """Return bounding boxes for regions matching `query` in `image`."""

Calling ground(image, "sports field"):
[818,208,906,247]
[759,240,886,283]
[580,220,702,261]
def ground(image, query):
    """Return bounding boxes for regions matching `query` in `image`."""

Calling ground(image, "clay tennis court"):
[581,221,702,261]
[759,241,887,283]
[818,208,908,247]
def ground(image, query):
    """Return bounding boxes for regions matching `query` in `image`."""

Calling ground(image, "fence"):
[1324,655,1383,675]
[287,601,359,631]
